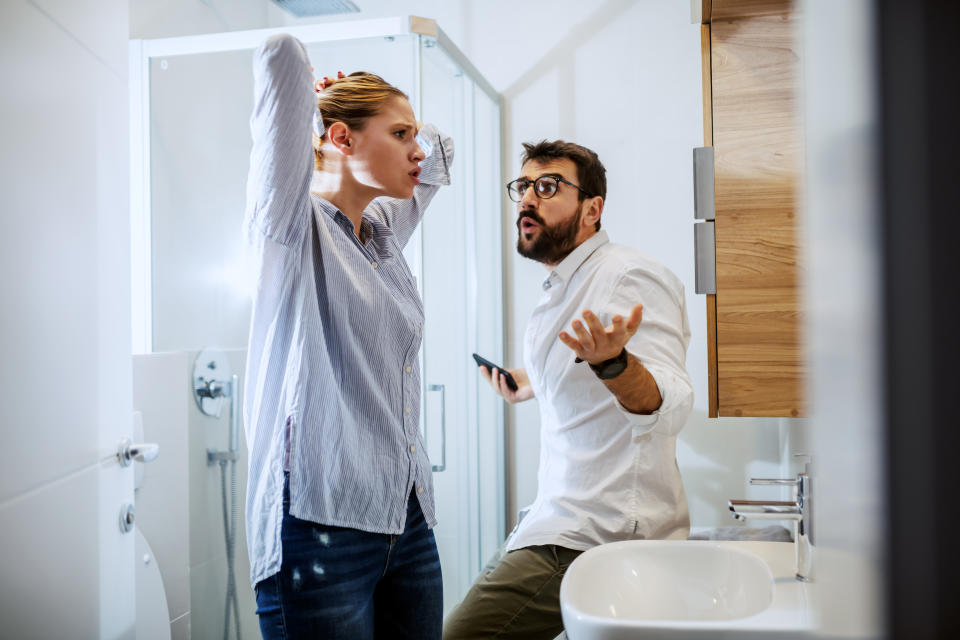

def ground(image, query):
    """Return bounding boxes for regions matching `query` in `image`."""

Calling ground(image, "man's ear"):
[582,196,604,228]
[326,122,353,155]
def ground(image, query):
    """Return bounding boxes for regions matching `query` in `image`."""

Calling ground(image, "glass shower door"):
[132,19,505,634]
[417,34,506,614]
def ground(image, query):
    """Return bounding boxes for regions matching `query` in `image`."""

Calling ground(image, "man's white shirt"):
[507,230,695,552]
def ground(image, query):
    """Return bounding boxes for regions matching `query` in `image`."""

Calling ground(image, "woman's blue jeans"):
[255,475,443,639]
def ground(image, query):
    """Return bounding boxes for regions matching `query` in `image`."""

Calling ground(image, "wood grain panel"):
[711,0,794,21]
[711,6,804,417]
[701,23,719,418]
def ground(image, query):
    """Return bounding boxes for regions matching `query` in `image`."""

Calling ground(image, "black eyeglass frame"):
[505,174,592,202]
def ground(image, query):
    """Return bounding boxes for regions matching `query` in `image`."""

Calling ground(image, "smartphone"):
[472,353,519,391]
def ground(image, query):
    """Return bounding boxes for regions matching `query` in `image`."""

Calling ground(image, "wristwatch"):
[577,348,629,380]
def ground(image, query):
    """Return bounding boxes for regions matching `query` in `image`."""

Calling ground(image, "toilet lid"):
[135,528,172,640]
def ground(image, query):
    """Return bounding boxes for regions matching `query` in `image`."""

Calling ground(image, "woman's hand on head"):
[315,70,346,93]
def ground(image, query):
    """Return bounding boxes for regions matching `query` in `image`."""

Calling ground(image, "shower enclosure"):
[130,16,505,637]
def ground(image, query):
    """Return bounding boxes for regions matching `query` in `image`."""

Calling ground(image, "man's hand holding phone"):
[472,353,534,403]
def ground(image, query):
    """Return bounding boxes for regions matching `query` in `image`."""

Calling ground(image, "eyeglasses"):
[506,175,591,202]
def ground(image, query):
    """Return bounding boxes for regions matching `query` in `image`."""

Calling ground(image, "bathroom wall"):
[129,0,267,40]
[129,0,801,535]
[0,0,134,636]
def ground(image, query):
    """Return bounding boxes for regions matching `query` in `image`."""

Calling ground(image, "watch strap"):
[576,348,629,379]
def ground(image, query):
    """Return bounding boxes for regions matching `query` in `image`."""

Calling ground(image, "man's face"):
[514,158,585,265]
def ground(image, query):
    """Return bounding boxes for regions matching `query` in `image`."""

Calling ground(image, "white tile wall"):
[1,0,106,499]
[30,0,128,77]
[0,465,101,637]
[1,0,133,635]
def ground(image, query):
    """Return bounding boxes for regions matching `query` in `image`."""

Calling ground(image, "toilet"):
[136,527,172,640]
[132,410,172,640]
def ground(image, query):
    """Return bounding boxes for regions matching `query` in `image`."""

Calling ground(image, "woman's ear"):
[326,122,353,155]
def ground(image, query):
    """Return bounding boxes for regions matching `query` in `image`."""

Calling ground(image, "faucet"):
[729,470,813,581]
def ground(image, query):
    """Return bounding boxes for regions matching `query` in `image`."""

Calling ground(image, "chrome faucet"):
[729,470,813,581]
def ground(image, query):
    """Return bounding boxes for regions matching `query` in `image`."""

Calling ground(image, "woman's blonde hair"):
[313,72,408,170]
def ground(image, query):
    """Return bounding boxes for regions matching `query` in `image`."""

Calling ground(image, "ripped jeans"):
[255,474,443,639]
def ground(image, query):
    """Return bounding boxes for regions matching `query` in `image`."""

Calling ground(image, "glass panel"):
[149,48,254,352]
[148,35,416,352]
[418,37,475,613]
[472,87,506,569]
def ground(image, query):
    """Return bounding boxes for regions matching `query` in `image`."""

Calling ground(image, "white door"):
[0,0,136,637]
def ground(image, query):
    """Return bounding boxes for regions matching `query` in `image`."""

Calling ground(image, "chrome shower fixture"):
[193,347,233,417]
[271,0,360,17]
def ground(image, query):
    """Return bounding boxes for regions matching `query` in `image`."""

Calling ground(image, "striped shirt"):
[242,34,453,589]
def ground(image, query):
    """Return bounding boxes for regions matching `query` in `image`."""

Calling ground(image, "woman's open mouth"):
[409,167,421,185]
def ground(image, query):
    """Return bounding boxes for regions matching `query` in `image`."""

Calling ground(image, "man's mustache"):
[517,209,545,227]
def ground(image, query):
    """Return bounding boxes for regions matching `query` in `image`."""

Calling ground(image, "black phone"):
[472,353,519,391]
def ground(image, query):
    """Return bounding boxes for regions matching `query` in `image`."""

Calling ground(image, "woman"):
[242,33,453,639]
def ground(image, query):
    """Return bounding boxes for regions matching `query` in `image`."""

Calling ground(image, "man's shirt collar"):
[542,230,609,291]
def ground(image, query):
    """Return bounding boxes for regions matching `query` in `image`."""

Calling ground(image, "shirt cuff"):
[416,123,453,186]
[616,361,692,438]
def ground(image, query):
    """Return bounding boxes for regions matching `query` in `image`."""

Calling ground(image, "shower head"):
[271,0,360,17]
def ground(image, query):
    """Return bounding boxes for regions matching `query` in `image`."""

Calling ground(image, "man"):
[443,140,694,640]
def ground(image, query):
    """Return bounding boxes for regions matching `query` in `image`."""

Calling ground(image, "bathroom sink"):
[559,540,814,639]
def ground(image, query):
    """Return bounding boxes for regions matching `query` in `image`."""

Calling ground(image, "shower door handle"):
[117,438,159,466]
[427,383,446,472]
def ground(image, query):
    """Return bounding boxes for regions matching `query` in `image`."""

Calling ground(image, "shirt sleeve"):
[244,34,315,247]
[367,122,454,249]
[601,267,695,438]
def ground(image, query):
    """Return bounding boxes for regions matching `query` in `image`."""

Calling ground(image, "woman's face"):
[349,96,425,199]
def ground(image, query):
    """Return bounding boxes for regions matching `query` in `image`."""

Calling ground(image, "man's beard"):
[516,203,583,264]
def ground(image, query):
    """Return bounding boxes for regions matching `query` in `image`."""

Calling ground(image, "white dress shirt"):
[506,230,694,552]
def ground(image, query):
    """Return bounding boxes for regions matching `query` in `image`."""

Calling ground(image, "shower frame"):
[129,15,500,354]
[129,14,508,631]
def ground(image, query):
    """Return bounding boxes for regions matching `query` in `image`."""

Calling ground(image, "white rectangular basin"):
[560,540,814,639]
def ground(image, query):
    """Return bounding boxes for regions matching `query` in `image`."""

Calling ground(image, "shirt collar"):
[543,230,609,291]
[312,194,393,257]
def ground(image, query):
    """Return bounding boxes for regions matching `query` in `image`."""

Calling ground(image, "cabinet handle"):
[694,221,716,294]
[693,146,715,221]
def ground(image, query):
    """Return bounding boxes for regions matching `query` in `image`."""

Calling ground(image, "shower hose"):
[219,457,241,640]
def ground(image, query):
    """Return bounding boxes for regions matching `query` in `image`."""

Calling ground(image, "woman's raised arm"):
[244,34,315,246]
[370,123,454,249]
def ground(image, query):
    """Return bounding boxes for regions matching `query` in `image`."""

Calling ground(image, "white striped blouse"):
[242,33,453,589]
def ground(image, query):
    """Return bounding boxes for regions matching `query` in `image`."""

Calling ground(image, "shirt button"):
[409,445,416,453]
[405,365,412,373]
[371,261,378,269]
[405,406,411,414]
[417,486,424,494]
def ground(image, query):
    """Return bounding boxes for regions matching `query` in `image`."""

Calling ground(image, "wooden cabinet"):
[697,0,804,417]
